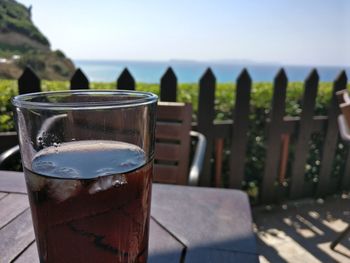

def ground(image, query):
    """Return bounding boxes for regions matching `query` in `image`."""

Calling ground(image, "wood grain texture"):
[0,170,27,194]
[153,165,177,184]
[197,68,216,186]
[0,172,256,262]
[0,132,19,153]
[0,193,29,228]
[185,248,258,263]
[149,219,184,263]
[261,69,288,203]
[229,69,252,189]
[317,71,347,196]
[151,184,256,256]
[13,219,184,263]
[155,143,181,161]
[0,209,35,262]
[155,103,192,185]
[289,69,319,199]
[14,242,39,263]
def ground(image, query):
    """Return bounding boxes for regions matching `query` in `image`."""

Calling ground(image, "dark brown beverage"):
[24,140,153,263]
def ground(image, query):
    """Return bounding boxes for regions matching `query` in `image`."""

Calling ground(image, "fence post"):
[70,68,89,90]
[229,69,252,189]
[261,69,288,203]
[317,71,347,196]
[160,67,177,102]
[117,68,135,90]
[197,68,216,186]
[18,66,41,94]
[289,69,319,199]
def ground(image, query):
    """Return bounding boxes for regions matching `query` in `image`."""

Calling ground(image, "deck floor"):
[253,193,350,262]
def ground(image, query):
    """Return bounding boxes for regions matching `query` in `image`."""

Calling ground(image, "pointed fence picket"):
[6,65,350,204]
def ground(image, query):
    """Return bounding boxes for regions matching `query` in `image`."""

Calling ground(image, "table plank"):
[151,184,257,260]
[13,218,184,263]
[0,170,27,194]
[0,192,7,200]
[0,209,35,262]
[0,193,29,229]
[149,218,184,263]
[14,242,38,263]
[0,171,257,262]
[186,248,259,263]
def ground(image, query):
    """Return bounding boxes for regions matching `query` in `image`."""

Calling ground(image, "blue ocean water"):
[75,60,350,83]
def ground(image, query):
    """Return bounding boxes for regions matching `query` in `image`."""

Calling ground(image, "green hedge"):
[1,80,349,201]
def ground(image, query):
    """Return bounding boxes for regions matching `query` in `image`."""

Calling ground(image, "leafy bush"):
[0,80,349,200]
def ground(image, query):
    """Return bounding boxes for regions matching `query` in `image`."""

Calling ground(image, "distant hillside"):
[0,0,75,80]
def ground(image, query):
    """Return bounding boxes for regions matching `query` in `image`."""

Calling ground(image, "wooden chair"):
[0,102,206,186]
[155,102,206,185]
[330,89,350,250]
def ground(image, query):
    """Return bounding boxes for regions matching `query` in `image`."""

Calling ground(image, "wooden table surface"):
[0,171,258,262]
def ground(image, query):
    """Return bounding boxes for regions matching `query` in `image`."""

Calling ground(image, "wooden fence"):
[4,66,350,204]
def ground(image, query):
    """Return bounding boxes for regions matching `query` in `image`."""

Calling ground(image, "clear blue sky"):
[18,0,350,66]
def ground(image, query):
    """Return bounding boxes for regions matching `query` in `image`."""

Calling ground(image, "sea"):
[74,60,350,83]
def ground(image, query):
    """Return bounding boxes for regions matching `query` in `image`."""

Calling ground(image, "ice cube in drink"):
[24,140,153,263]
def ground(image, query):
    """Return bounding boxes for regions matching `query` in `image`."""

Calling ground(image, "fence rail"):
[4,66,350,203]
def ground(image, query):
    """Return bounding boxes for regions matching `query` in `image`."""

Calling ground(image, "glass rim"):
[12,90,158,110]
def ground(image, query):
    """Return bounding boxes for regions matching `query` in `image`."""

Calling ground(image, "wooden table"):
[0,171,258,262]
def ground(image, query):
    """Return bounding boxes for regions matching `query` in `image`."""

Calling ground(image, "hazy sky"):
[18,0,350,66]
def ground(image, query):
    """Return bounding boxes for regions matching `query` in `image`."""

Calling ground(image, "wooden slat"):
[186,249,258,263]
[70,68,89,90]
[197,68,216,186]
[18,66,41,95]
[14,219,185,263]
[0,193,29,229]
[155,143,180,161]
[148,219,184,263]
[229,69,252,189]
[156,123,183,140]
[341,149,350,190]
[317,71,347,196]
[0,131,18,153]
[0,192,7,200]
[157,102,187,120]
[261,69,288,203]
[14,242,38,263]
[160,67,177,102]
[116,68,135,90]
[0,209,35,262]
[153,165,178,184]
[0,170,27,194]
[151,184,257,256]
[289,69,319,199]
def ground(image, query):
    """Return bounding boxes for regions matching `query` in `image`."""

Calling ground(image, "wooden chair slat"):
[155,143,181,161]
[154,102,192,185]
[153,165,178,184]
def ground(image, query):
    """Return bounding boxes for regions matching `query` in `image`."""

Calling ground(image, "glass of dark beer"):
[12,90,158,263]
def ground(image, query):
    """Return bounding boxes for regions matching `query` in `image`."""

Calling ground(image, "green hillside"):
[0,0,49,46]
[0,0,75,80]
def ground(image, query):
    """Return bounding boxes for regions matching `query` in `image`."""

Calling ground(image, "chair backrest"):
[337,89,350,125]
[154,102,192,185]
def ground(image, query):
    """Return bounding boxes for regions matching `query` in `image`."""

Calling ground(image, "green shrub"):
[0,80,349,200]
